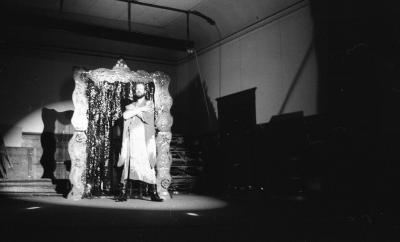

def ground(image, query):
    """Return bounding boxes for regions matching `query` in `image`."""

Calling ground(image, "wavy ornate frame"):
[67,61,173,200]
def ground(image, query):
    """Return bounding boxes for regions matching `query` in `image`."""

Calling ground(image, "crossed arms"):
[123,101,154,120]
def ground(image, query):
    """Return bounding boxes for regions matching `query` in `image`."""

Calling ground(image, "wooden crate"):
[4,147,36,179]
[4,133,72,180]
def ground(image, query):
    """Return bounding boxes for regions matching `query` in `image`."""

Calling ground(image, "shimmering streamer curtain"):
[84,77,154,196]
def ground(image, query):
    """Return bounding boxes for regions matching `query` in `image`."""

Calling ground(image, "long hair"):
[122,82,155,111]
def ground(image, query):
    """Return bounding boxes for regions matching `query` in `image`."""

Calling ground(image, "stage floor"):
[0,192,399,241]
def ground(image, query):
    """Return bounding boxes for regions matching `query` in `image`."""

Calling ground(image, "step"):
[0,178,54,186]
[0,179,60,196]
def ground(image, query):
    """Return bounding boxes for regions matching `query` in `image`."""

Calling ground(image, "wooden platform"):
[2,132,204,194]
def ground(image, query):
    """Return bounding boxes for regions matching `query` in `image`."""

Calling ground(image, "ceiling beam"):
[0,11,194,51]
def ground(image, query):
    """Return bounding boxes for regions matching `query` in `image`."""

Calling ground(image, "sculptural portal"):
[67,60,173,200]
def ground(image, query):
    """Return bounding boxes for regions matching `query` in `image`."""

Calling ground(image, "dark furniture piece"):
[216,88,257,190]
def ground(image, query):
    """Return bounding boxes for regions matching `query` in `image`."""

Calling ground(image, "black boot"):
[138,182,144,199]
[150,184,163,202]
[115,182,128,202]
[132,181,144,199]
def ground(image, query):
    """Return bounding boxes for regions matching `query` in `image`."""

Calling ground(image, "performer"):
[116,82,163,202]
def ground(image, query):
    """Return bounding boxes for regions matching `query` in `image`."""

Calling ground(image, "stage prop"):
[68,60,173,200]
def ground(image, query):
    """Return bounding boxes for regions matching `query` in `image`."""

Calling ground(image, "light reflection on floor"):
[12,193,228,211]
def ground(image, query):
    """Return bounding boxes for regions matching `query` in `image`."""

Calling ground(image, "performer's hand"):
[125,103,135,110]
[123,111,132,120]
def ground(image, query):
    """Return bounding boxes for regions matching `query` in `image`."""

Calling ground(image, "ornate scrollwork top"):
[84,59,153,84]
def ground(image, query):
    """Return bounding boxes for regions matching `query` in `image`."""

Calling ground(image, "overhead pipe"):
[118,0,215,25]
[118,0,215,52]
